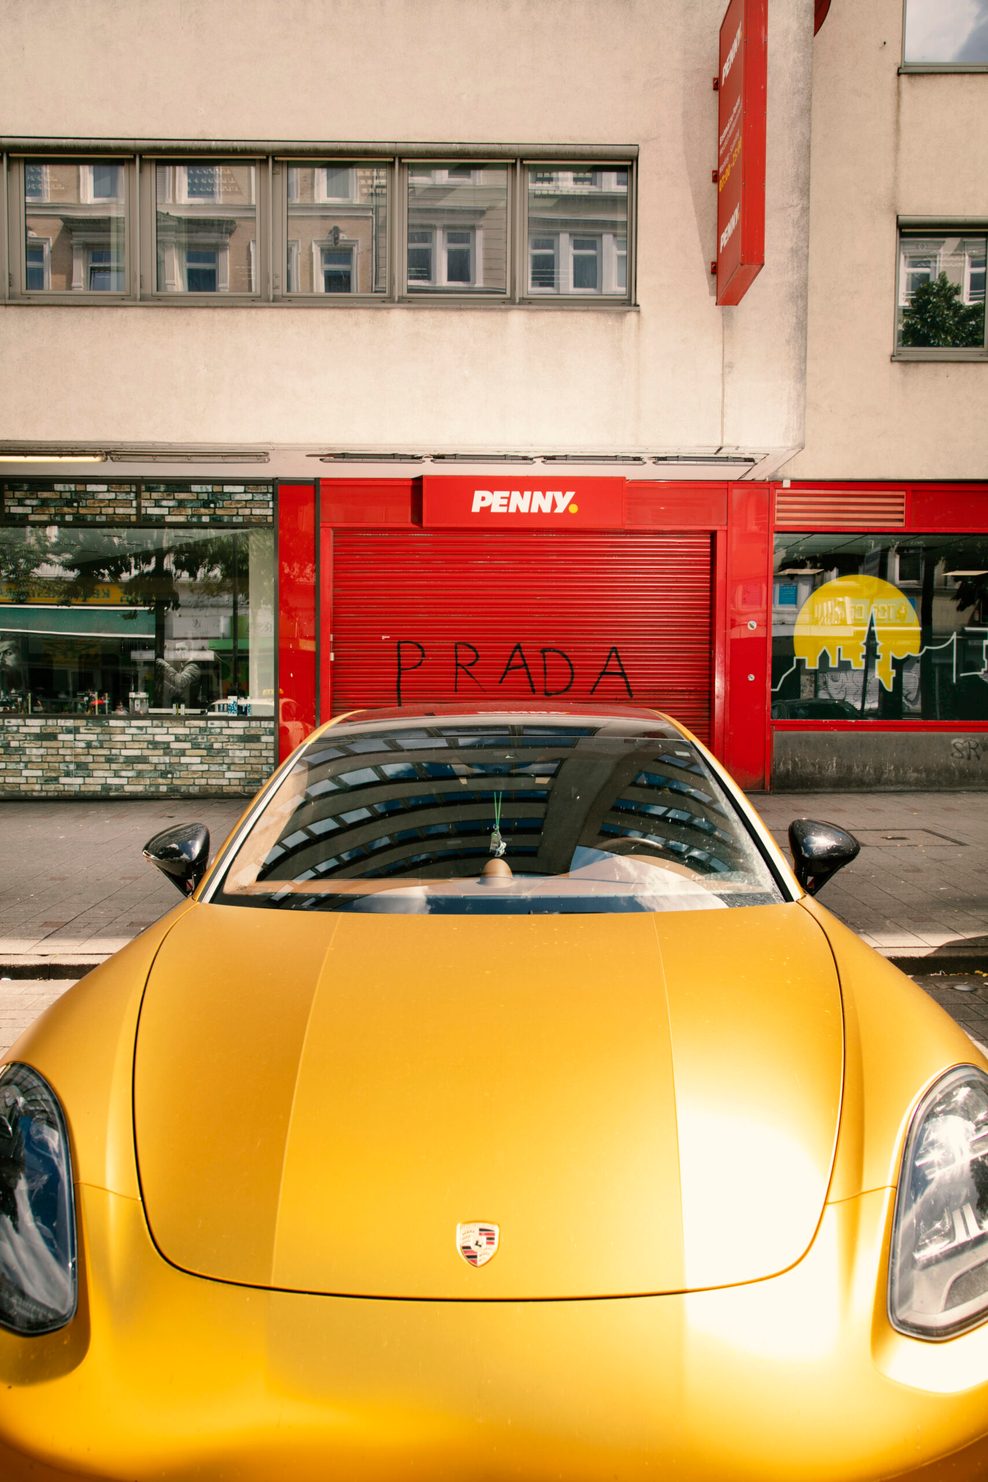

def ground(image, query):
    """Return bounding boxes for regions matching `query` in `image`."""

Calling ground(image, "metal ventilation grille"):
[775,489,907,529]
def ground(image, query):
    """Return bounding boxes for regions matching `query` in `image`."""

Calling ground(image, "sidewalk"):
[0,791,986,1050]
[2,791,986,974]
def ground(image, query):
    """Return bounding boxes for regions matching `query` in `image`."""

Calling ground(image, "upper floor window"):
[18,159,128,295]
[903,0,988,67]
[406,163,508,294]
[5,147,635,306]
[154,161,257,295]
[284,162,389,295]
[526,167,629,297]
[896,228,988,353]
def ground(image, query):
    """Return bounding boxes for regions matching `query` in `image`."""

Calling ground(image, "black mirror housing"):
[143,823,211,897]
[788,818,860,896]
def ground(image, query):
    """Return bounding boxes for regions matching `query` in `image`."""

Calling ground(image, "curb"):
[0,958,108,980]
[3,950,987,984]
[887,951,988,975]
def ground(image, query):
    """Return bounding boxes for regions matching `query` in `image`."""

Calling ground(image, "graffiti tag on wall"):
[394,641,634,705]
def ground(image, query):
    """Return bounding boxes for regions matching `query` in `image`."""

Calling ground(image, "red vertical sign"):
[715,0,767,306]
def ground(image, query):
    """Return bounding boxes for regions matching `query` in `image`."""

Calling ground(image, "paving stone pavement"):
[0,797,246,967]
[0,790,985,1056]
[752,790,988,961]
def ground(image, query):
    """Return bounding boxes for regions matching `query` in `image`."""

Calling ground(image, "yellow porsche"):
[1,707,987,1480]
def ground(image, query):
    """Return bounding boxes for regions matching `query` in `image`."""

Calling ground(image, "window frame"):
[894,220,988,360]
[2,145,637,309]
[900,0,988,71]
[145,156,267,302]
[7,154,135,300]
[520,160,634,305]
[276,157,392,299]
[401,159,506,298]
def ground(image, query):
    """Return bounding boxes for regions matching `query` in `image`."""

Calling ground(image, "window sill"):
[899,64,988,74]
[3,294,640,311]
[892,349,988,362]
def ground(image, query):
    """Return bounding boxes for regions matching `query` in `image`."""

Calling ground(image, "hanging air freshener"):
[489,792,507,857]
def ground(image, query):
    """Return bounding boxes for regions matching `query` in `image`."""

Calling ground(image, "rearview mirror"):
[788,818,860,896]
[143,823,211,897]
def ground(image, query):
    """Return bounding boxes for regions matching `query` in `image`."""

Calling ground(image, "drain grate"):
[850,829,966,847]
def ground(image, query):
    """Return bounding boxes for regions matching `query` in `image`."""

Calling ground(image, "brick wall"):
[0,716,276,797]
[1,481,274,526]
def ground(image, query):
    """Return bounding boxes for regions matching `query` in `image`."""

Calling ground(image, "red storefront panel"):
[276,481,318,759]
[327,531,714,741]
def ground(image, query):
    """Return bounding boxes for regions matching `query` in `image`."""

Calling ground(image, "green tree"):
[899,272,985,348]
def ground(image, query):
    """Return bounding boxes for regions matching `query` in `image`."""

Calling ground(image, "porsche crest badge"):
[457,1222,500,1267]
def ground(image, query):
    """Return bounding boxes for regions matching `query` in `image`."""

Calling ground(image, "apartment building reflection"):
[287,164,388,294]
[24,160,126,291]
[155,162,256,294]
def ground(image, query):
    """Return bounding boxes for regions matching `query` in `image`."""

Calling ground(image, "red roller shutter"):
[329,532,713,739]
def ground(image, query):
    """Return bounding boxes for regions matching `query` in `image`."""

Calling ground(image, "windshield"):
[214,717,784,914]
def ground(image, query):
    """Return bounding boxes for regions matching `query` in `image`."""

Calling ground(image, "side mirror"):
[788,818,860,896]
[143,823,211,897]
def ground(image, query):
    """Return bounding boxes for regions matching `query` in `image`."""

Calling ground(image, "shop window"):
[526,167,629,297]
[0,526,275,717]
[284,163,389,294]
[903,0,988,67]
[406,163,507,293]
[771,534,988,722]
[154,161,257,295]
[896,230,988,352]
[20,158,128,295]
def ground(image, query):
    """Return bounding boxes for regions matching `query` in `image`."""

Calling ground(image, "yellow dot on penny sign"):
[569,503,579,514]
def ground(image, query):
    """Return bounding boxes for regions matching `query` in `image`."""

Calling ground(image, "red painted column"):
[722,484,772,789]
[276,482,318,762]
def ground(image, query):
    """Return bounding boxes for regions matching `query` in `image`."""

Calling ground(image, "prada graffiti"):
[394,641,634,705]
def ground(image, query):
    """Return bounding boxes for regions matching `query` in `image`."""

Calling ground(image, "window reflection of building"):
[526,168,628,296]
[154,162,256,295]
[285,163,388,295]
[23,160,126,294]
[13,152,636,304]
[406,164,507,293]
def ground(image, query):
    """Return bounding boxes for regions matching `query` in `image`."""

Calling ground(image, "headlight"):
[0,1064,77,1335]
[889,1065,988,1340]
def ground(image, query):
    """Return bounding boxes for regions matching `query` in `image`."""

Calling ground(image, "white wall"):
[783,0,988,480]
[0,0,814,469]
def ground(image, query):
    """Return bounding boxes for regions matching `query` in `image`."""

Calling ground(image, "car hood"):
[134,901,843,1299]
